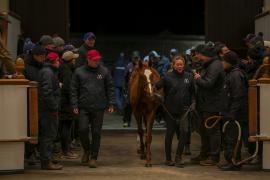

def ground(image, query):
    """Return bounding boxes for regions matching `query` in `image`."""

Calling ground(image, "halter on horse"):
[129,60,162,167]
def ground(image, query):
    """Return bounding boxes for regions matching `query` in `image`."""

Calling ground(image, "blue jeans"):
[115,87,123,111]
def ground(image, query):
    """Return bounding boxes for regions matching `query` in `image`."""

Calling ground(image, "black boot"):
[175,156,184,168]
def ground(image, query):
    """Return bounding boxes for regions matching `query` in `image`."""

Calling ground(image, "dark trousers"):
[199,112,221,161]
[155,105,164,123]
[40,111,59,161]
[59,120,73,154]
[71,115,79,140]
[224,120,242,163]
[79,109,104,160]
[123,103,132,125]
[165,112,188,161]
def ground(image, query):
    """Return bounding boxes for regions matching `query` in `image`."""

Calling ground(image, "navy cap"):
[83,32,96,40]
[31,45,46,55]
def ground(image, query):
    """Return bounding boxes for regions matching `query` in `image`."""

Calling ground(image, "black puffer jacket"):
[156,70,195,114]
[71,64,115,111]
[223,67,248,121]
[196,57,225,112]
[59,61,74,114]
[24,55,43,81]
[38,63,61,112]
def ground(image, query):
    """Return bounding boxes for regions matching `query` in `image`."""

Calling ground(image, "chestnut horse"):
[129,60,162,167]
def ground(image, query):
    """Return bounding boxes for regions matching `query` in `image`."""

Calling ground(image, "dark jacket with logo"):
[71,64,115,111]
[38,63,61,112]
[196,57,225,113]
[155,70,195,114]
[223,67,248,121]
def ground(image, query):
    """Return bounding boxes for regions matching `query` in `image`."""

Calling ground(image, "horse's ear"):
[138,60,143,69]
[148,59,153,68]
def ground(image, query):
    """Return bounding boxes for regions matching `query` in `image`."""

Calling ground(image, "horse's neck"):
[129,71,143,106]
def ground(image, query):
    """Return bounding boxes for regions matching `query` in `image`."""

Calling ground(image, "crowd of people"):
[1,31,268,171]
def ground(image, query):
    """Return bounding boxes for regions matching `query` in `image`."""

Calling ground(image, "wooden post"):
[28,81,38,144]
[248,80,258,136]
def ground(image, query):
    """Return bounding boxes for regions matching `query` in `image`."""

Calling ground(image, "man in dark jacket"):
[218,51,248,171]
[58,51,79,159]
[193,44,225,166]
[156,55,195,168]
[75,32,96,68]
[24,45,46,81]
[23,44,46,164]
[71,49,115,168]
[38,52,62,170]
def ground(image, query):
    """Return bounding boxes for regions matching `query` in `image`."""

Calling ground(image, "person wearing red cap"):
[71,49,115,168]
[75,32,96,68]
[38,52,62,170]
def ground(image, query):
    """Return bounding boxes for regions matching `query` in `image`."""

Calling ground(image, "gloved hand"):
[190,102,196,111]
[51,111,60,116]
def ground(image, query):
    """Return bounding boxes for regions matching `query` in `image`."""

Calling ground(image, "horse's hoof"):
[145,163,152,167]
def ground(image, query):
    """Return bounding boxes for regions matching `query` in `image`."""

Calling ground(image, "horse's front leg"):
[134,111,145,159]
[145,111,154,167]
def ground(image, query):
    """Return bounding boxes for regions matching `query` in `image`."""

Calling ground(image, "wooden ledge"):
[0,137,31,142]
[0,79,30,85]
[249,136,270,142]
[258,78,270,84]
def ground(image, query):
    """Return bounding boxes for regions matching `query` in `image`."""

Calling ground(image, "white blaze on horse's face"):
[144,69,153,94]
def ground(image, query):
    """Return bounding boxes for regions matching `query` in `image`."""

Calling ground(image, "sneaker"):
[26,153,40,165]
[123,122,128,127]
[175,157,184,168]
[218,163,241,171]
[41,160,63,170]
[59,151,79,159]
[200,158,218,166]
[165,160,175,166]
[159,120,166,126]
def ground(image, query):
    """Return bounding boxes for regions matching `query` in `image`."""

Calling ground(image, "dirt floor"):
[1,131,270,180]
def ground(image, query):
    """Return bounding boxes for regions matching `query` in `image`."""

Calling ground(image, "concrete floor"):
[1,131,269,180]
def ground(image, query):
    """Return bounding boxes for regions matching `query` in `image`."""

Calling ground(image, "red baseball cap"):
[47,52,60,62]
[87,50,102,61]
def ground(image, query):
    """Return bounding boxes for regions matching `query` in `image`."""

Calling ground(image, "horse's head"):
[137,60,160,97]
